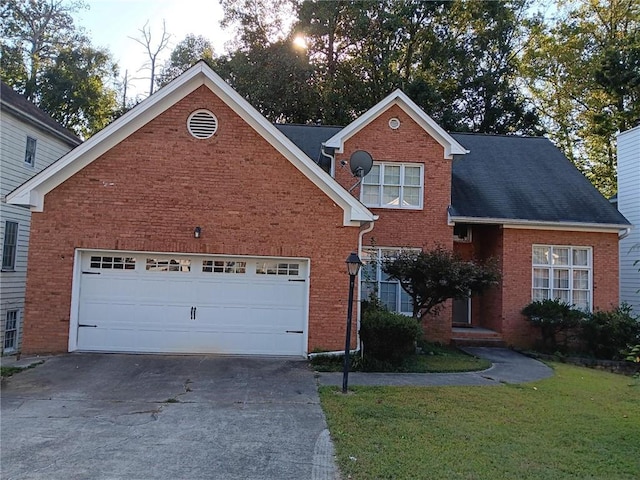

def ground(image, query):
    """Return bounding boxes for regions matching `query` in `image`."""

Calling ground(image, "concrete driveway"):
[1,354,337,480]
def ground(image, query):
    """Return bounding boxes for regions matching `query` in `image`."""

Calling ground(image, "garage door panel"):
[76,251,307,355]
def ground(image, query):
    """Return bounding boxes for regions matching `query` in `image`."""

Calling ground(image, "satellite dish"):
[349,150,373,178]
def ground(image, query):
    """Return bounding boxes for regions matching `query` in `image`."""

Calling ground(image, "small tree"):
[382,246,501,322]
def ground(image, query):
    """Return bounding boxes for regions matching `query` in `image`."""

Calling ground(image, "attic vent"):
[188,110,218,139]
[388,117,401,130]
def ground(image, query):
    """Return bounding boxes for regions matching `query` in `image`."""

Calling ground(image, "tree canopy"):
[1,0,119,138]
[382,247,501,322]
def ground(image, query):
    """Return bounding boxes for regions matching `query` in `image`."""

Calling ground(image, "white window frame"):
[361,247,415,315]
[2,221,18,271]
[4,309,19,352]
[360,162,424,210]
[531,245,593,312]
[25,136,37,167]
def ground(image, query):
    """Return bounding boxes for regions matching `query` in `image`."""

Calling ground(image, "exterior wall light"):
[194,226,202,238]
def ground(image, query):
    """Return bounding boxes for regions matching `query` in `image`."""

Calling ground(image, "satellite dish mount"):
[349,150,373,178]
[348,150,373,192]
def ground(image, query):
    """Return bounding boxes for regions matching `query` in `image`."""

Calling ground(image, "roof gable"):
[324,89,468,159]
[6,62,374,226]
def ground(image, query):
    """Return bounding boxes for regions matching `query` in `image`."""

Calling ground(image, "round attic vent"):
[388,117,401,130]
[187,109,218,139]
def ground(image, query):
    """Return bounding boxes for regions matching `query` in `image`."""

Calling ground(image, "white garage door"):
[74,251,308,356]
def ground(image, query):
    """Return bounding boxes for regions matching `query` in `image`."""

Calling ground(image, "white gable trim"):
[324,89,469,159]
[6,62,375,226]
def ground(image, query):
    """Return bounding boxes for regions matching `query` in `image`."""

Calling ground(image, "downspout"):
[320,143,335,176]
[356,220,376,354]
[307,220,376,360]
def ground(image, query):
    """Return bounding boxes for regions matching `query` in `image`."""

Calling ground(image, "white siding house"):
[617,125,640,317]
[1,82,80,354]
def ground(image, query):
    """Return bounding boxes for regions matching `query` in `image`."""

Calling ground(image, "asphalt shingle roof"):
[276,124,629,227]
[450,133,629,226]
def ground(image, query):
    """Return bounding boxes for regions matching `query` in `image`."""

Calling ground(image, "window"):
[361,162,423,209]
[90,256,136,270]
[361,247,413,315]
[532,245,592,311]
[4,310,18,351]
[146,258,191,272]
[203,260,246,274]
[25,136,37,167]
[2,221,18,270]
[256,262,300,276]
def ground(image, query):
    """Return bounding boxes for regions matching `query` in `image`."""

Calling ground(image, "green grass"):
[311,344,491,373]
[320,363,640,479]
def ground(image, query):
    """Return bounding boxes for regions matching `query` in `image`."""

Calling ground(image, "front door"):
[452,295,471,325]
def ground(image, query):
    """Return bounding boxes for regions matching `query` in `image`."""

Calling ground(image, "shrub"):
[360,308,421,366]
[580,304,640,360]
[522,299,584,349]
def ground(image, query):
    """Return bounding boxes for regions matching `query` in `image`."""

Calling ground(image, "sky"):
[72,0,233,100]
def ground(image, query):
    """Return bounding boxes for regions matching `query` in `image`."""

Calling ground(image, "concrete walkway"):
[316,347,554,387]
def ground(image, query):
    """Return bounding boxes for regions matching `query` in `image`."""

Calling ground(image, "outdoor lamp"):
[194,226,202,238]
[343,251,362,393]
[346,251,362,276]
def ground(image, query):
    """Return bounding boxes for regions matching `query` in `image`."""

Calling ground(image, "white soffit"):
[324,89,469,159]
[6,62,374,226]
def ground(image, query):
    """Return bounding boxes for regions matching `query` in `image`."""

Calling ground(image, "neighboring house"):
[6,62,630,356]
[0,82,80,354]
[617,125,640,316]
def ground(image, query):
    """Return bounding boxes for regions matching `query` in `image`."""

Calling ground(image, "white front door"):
[74,251,308,355]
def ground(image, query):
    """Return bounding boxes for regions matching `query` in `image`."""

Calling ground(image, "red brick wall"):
[334,104,454,343]
[499,228,619,348]
[22,86,361,354]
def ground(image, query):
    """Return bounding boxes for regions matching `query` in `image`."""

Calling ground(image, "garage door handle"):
[190,306,195,320]
[288,279,305,282]
[286,330,303,334]
[79,324,97,328]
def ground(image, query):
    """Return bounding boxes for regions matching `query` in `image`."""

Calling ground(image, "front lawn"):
[320,363,640,479]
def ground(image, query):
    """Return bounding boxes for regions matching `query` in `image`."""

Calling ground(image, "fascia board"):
[1,101,81,147]
[449,215,630,233]
[324,89,468,158]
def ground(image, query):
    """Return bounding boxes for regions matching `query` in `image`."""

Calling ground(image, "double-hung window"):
[2,221,18,271]
[361,247,413,315]
[361,162,423,209]
[532,245,592,311]
[25,136,37,167]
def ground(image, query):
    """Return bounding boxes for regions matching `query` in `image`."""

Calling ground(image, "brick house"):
[7,62,630,356]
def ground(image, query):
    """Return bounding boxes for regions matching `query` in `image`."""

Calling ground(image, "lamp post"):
[343,251,362,394]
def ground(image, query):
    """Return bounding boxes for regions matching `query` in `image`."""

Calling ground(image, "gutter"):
[619,227,632,240]
[448,212,629,233]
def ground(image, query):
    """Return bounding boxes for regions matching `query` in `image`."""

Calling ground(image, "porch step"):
[451,327,507,348]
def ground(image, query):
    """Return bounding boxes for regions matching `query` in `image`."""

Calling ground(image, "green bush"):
[580,304,640,360]
[360,308,421,366]
[522,299,584,349]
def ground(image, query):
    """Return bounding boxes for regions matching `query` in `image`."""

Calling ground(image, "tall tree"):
[523,0,640,196]
[220,0,298,51]
[0,0,84,100]
[215,39,321,123]
[156,34,215,88]
[129,20,171,96]
[0,0,120,137]
[39,42,119,138]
